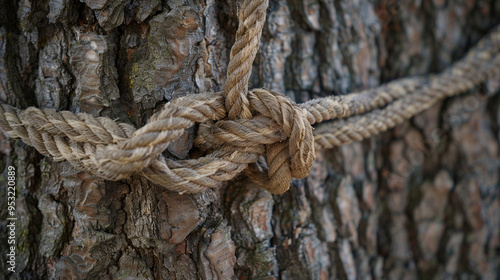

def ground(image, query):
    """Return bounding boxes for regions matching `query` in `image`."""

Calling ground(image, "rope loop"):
[248,89,315,189]
[57,88,315,194]
[194,89,315,193]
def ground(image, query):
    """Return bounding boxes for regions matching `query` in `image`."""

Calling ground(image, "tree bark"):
[1,0,499,279]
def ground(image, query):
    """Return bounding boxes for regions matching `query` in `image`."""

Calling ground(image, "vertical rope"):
[223,0,269,119]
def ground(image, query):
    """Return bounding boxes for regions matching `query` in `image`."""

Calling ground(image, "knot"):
[196,89,315,194]
[73,89,314,194]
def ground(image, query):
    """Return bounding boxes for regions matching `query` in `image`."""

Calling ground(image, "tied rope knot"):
[91,88,314,194]
[196,89,315,194]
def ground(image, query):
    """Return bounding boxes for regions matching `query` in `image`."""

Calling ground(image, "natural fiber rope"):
[314,29,500,149]
[1,0,499,194]
[224,0,269,119]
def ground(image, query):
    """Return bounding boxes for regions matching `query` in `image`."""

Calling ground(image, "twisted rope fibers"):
[1,0,500,194]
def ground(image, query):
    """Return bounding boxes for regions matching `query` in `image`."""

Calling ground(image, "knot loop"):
[247,89,315,193]
[195,89,315,194]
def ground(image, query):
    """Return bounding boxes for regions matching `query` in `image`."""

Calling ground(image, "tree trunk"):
[1,0,499,279]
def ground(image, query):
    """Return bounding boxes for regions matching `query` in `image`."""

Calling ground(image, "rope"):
[224,0,269,119]
[1,0,499,194]
[314,31,500,148]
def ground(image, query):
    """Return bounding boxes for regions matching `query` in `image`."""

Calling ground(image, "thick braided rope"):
[300,26,500,126]
[313,27,500,148]
[224,0,269,119]
[0,0,499,194]
[299,77,425,124]
[0,103,136,181]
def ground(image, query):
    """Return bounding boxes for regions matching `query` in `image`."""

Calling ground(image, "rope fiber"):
[1,0,500,194]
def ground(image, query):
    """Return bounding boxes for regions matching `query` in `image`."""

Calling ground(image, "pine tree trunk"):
[1,0,499,279]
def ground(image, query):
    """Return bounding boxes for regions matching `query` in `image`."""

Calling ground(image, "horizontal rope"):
[314,29,500,149]
[0,0,499,194]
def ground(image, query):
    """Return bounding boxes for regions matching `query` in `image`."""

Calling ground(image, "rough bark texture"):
[1,0,499,279]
